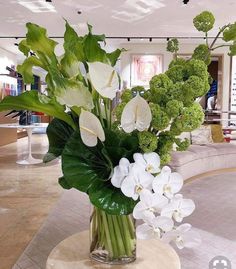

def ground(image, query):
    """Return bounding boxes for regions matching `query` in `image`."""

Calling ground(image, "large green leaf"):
[63,21,85,62]
[88,180,137,215]
[44,118,74,162]
[17,56,44,84]
[83,24,108,63]
[61,130,136,215]
[26,22,58,60]
[107,48,126,67]
[0,90,76,129]
[62,130,112,193]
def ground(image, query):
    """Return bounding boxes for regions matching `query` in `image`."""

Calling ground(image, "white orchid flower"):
[133,189,168,221]
[152,166,183,199]
[136,216,174,240]
[162,224,201,249]
[56,82,94,110]
[88,62,119,100]
[111,158,131,188]
[133,152,160,174]
[161,194,195,222]
[121,164,154,200]
[121,93,152,133]
[79,110,105,147]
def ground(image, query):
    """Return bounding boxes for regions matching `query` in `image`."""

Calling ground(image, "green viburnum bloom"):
[166,100,183,118]
[149,103,170,131]
[138,131,158,153]
[193,11,215,33]
[192,44,211,66]
[186,59,208,79]
[166,38,179,53]
[121,89,133,103]
[165,65,185,82]
[223,22,236,42]
[174,138,190,151]
[168,57,186,69]
[150,74,173,90]
[114,102,127,121]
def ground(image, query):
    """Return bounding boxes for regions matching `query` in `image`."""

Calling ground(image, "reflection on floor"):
[0,134,62,269]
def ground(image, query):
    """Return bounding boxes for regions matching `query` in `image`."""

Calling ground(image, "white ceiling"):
[0,0,236,56]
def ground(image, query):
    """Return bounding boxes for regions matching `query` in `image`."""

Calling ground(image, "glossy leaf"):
[18,39,30,57]
[44,118,74,162]
[107,48,126,67]
[17,56,44,84]
[62,130,112,192]
[89,180,137,215]
[0,90,76,129]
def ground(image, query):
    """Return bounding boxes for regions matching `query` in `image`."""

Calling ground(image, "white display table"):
[0,123,48,165]
[46,230,181,269]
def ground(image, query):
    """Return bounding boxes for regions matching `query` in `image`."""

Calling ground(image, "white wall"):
[0,47,17,74]
[120,43,231,124]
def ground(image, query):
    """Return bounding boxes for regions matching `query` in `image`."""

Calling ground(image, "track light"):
[127,37,130,42]
[149,37,152,42]
[77,10,82,14]
[14,43,19,46]
[45,0,52,2]
[167,37,170,41]
[183,0,189,4]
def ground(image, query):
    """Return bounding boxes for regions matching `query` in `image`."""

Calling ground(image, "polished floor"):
[0,134,62,269]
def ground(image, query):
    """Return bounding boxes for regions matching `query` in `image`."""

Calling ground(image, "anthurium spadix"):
[88,62,119,100]
[56,81,94,110]
[121,94,152,133]
[79,110,105,147]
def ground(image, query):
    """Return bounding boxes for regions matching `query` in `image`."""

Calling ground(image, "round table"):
[0,123,48,165]
[46,231,181,269]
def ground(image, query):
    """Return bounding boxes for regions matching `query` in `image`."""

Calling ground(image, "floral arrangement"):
[0,10,236,263]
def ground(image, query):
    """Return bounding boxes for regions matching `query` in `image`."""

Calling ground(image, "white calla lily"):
[162,223,201,249]
[133,152,160,174]
[161,194,195,222]
[121,93,152,133]
[136,216,174,240]
[88,62,119,100]
[121,164,154,200]
[133,189,168,221]
[111,158,131,188]
[152,166,183,198]
[56,82,94,110]
[79,110,105,147]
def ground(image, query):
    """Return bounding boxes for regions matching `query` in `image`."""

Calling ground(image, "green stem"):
[112,216,126,256]
[106,214,119,257]
[211,44,231,50]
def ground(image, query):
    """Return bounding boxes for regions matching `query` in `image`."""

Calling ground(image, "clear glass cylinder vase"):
[90,207,136,265]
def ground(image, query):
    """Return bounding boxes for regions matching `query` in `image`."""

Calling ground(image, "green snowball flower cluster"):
[166,38,179,53]
[138,131,158,153]
[166,100,183,118]
[192,44,211,65]
[174,138,190,151]
[193,11,215,33]
[149,103,170,130]
[170,103,204,133]
[121,89,132,103]
[114,102,126,121]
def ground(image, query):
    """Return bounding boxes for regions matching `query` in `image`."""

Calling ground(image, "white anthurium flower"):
[162,224,202,249]
[133,189,168,221]
[161,194,195,222]
[121,93,152,133]
[133,152,160,174]
[136,216,174,240]
[152,166,183,199]
[56,82,94,110]
[121,164,154,200]
[79,110,105,147]
[88,62,119,100]
[111,158,131,188]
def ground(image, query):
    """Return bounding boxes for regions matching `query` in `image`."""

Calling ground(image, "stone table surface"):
[46,230,181,269]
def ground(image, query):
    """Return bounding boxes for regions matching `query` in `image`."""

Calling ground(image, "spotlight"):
[183,0,189,4]
[127,37,130,42]
[167,37,170,41]
[14,43,19,46]
[45,0,52,2]
[77,10,82,14]
[149,37,152,42]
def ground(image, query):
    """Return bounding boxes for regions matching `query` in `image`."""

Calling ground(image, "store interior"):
[0,1,236,269]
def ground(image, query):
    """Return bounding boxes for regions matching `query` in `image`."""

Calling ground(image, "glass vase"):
[90,207,136,265]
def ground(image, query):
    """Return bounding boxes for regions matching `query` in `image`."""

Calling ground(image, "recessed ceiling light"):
[17,0,57,13]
